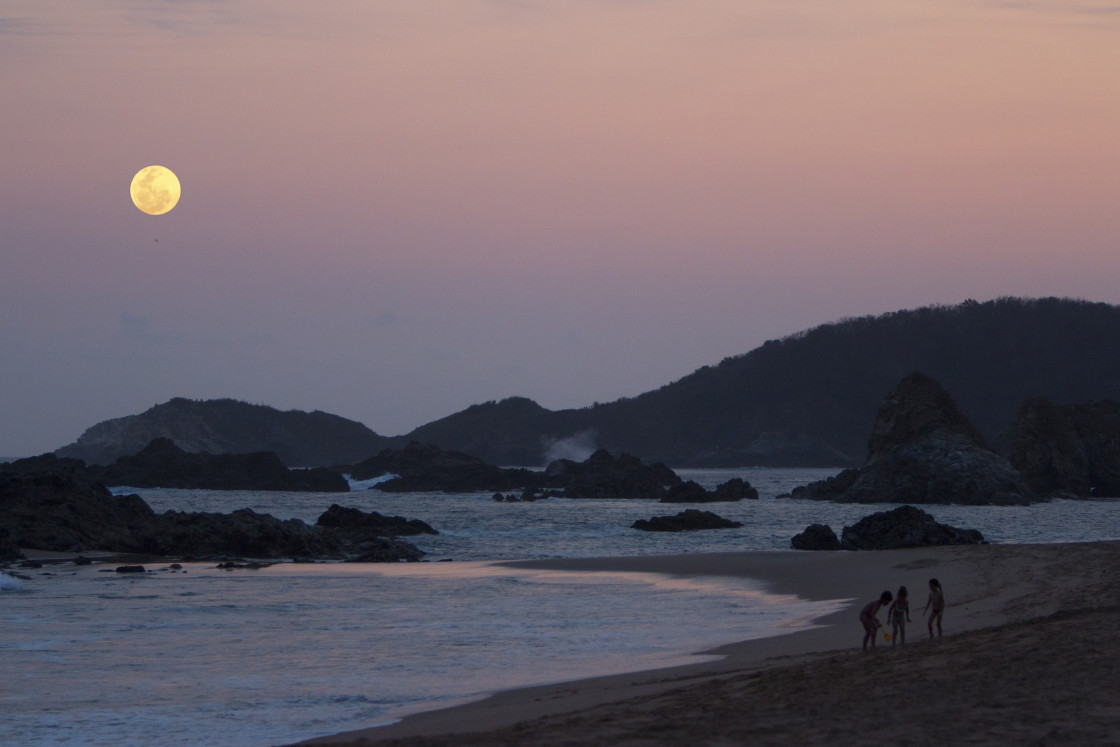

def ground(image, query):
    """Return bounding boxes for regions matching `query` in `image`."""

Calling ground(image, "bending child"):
[885,585,911,646]
[859,590,893,652]
[924,578,945,638]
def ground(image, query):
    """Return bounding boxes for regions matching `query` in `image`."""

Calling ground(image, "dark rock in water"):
[345,442,759,503]
[347,441,531,492]
[791,523,842,551]
[866,373,992,463]
[1002,398,1120,498]
[216,561,270,570]
[315,504,438,536]
[712,478,759,501]
[0,468,428,562]
[661,480,709,503]
[345,538,426,563]
[492,490,551,502]
[839,505,984,550]
[115,565,146,573]
[86,438,349,492]
[631,509,743,532]
[1,469,158,552]
[660,477,757,502]
[73,556,93,565]
[543,449,681,499]
[789,372,1032,505]
[143,508,337,559]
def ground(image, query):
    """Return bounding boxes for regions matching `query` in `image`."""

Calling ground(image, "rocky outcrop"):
[351,443,758,501]
[662,477,759,503]
[790,523,842,551]
[1002,398,1120,498]
[0,470,428,561]
[866,373,991,463]
[347,441,533,492]
[631,509,743,532]
[81,434,349,492]
[315,504,437,537]
[838,505,984,550]
[661,480,709,503]
[787,373,1032,505]
[55,397,392,467]
[543,450,680,498]
[84,438,349,492]
[1,470,158,553]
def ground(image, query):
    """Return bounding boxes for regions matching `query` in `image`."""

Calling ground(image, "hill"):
[406,297,1120,466]
[55,398,393,467]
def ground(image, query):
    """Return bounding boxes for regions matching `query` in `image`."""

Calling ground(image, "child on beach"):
[924,578,945,638]
[859,590,893,652]
[885,586,911,646]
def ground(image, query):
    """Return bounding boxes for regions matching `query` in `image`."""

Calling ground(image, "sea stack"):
[788,372,1032,505]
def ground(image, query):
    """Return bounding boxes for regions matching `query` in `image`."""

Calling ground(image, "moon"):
[130,165,181,215]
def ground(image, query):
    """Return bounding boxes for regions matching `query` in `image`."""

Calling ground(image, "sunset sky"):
[3,1,1119,456]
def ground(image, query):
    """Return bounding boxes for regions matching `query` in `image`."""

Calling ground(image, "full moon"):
[130,165,181,215]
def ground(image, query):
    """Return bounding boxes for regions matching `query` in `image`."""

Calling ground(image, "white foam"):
[0,571,25,591]
[344,472,399,490]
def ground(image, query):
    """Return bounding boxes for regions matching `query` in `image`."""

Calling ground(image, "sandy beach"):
[293,541,1120,745]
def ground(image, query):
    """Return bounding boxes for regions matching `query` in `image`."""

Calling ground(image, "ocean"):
[4,467,1120,747]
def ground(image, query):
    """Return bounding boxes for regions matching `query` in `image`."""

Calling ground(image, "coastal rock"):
[492,490,552,502]
[347,443,757,502]
[347,441,530,492]
[711,478,759,501]
[315,504,438,536]
[115,565,146,573]
[660,480,709,503]
[538,451,758,501]
[0,470,427,562]
[866,373,991,463]
[791,523,842,551]
[141,508,340,559]
[542,449,680,499]
[86,438,349,492]
[788,373,1032,505]
[0,469,157,552]
[839,505,984,550]
[346,538,426,563]
[631,509,743,532]
[1002,398,1120,498]
[656,477,759,503]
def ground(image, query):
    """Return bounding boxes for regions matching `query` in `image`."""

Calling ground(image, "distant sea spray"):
[542,431,599,464]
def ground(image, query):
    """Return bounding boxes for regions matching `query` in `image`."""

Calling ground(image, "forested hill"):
[55,398,392,467]
[406,298,1120,467]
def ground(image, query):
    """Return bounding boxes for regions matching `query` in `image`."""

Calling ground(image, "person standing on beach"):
[924,578,945,638]
[885,585,911,646]
[859,590,893,652]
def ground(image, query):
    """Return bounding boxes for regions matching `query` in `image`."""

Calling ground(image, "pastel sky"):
[3,1,1120,456]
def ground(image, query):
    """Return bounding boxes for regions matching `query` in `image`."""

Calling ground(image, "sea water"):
[4,467,1120,747]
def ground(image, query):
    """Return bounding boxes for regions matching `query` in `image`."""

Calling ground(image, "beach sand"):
[296,541,1120,745]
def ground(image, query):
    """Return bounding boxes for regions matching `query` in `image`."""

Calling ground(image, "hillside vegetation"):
[53,298,1120,468]
[55,398,391,467]
[408,298,1120,466]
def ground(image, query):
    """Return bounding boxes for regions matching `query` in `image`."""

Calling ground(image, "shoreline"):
[295,541,1120,745]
